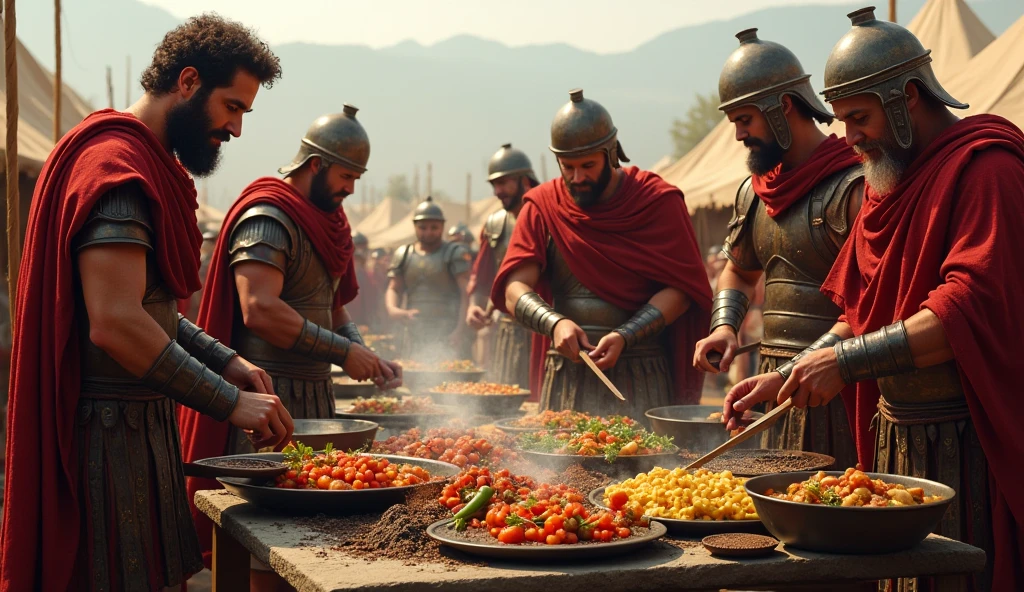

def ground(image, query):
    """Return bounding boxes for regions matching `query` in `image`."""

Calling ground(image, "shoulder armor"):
[484,210,509,248]
[445,241,473,276]
[228,205,296,273]
[722,177,761,270]
[75,182,154,252]
[823,165,864,237]
[388,243,414,278]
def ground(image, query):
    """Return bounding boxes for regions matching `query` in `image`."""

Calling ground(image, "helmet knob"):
[501,142,512,149]
[569,88,584,103]
[343,104,359,117]
[849,6,877,26]
[736,28,759,43]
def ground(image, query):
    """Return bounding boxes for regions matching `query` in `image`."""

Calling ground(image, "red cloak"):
[751,134,861,217]
[177,176,357,565]
[821,115,1024,589]
[0,110,203,591]
[490,167,712,404]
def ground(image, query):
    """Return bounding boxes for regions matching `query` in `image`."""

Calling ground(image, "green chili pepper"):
[452,486,494,531]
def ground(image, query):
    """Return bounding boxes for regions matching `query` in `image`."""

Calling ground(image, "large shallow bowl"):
[401,369,486,392]
[218,453,460,514]
[645,405,762,455]
[291,419,378,452]
[426,518,666,560]
[517,449,681,479]
[332,377,380,400]
[492,416,576,434]
[745,471,955,554]
[336,403,459,430]
[423,389,529,417]
[588,486,767,536]
[694,449,835,477]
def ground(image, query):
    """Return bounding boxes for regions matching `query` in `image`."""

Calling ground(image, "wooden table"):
[197,490,985,592]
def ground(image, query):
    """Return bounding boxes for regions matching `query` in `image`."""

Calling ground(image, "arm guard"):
[513,292,565,338]
[292,318,352,366]
[834,321,916,384]
[614,304,666,350]
[177,314,237,374]
[141,341,239,421]
[776,332,844,380]
[336,321,365,347]
[709,289,750,334]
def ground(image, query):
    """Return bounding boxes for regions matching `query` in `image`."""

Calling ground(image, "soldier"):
[491,89,711,420]
[0,15,291,590]
[723,8,1024,589]
[693,30,863,468]
[347,232,379,329]
[178,106,402,571]
[386,197,473,361]
[467,144,540,392]
[447,222,477,259]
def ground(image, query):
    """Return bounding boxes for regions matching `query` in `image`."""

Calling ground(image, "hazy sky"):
[138,0,856,54]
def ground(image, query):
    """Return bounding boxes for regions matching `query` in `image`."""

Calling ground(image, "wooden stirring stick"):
[578,351,627,401]
[684,398,795,471]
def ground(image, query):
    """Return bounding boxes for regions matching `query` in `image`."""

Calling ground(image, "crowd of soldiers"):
[0,6,1021,592]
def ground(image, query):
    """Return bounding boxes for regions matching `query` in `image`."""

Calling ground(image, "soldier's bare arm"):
[385,277,417,321]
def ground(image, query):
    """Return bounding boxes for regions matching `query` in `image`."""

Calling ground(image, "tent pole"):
[53,0,61,141]
[889,0,896,22]
[2,0,21,330]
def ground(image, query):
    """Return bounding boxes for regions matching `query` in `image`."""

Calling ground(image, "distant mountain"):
[16,0,1022,210]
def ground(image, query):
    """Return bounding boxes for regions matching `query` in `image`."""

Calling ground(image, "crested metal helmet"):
[279,104,371,176]
[549,88,629,168]
[352,231,368,247]
[412,196,445,222]
[487,143,537,183]
[719,28,833,150]
[447,222,473,242]
[821,6,967,149]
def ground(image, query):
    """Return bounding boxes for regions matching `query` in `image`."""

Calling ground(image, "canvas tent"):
[363,198,501,250]
[944,14,1024,126]
[907,0,994,84]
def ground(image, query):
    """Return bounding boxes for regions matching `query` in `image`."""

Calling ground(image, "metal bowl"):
[493,416,576,434]
[336,404,459,430]
[218,453,460,514]
[423,389,529,417]
[645,405,762,455]
[694,449,835,477]
[589,486,767,536]
[291,419,378,452]
[401,369,486,393]
[517,449,682,479]
[332,377,380,400]
[744,471,955,554]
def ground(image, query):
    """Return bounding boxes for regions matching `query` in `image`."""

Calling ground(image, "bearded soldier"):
[694,30,863,468]
[467,144,540,392]
[724,9,1024,590]
[0,16,292,590]
[491,89,711,420]
[178,106,402,570]
[386,197,473,361]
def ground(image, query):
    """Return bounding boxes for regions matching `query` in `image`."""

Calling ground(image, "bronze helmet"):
[718,29,833,150]
[412,196,445,222]
[487,143,537,183]
[447,222,473,242]
[279,104,371,176]
[352,231,369,247]
[549,89,630,168]
[821,6,967,148]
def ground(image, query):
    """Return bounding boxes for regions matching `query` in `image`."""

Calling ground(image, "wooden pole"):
[105,66,113,108]
[2,0,21,331]
[426,161,432,197]
[464,173,471,223]
[125,55,130,108]
[53,0,61,141]
[889,0,896,22]
[539,153,549,181]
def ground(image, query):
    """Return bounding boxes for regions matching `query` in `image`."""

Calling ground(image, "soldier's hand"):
[777,348,845,410]
[466,304,489,330]
[693,326,739,374]
[342,343,384,382]
[552,319,593,362]
[221,355,275,395]
[722,372,783,431]
[373,358,403,390]
[589,332,626,371]
[228,390,294,452]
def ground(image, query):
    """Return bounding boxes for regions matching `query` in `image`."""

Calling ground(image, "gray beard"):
[861,156,908,196]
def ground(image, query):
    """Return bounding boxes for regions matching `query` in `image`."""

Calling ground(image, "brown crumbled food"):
[661,538,702,550]
[202,458,283,469]
[703,533,778,550]
[701,450,831,475]
[561,463,612,496]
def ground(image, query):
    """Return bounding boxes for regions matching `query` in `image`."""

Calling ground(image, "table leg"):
[212,523,250,591]
[932,574,968,592]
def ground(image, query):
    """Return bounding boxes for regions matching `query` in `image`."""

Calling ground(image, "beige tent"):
[355,197,408,236]
[364,198,500,250]
[662,0,996,215]
[0,37,92,173]
[649,155,673,176]
[944,14,1024,126]
[907,0,994,83]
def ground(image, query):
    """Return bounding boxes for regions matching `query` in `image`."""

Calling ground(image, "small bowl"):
[702,533,779,558]
[744,471,955,554]
[291,419,378,452]
[645,405,762,455]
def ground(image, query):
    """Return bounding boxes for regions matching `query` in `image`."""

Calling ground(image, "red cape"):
[822,115,1024,589]
[491,167,712,404]
[0,110,202,591]
[751,134,861,217]
[177,177,357,564]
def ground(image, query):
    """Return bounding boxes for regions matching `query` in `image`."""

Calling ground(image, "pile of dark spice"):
[203,458,283,469]
[702,533,778,550]
[561,463,612,497]
[702,450,831,476]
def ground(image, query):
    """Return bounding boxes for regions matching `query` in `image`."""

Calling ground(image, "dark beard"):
[854,133,914,196]
[744,136,786,176]
[568,163,612,208]
[308,166,350,212]
[503,179,526,212]
[165,87,228,177]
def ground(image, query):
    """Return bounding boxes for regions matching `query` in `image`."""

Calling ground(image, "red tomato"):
[545,534,560,545]
[498,526,526,544]
[564,532,579,544]
[316,475,332,490]
[609,491,630,511]
[616,527,631,539]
